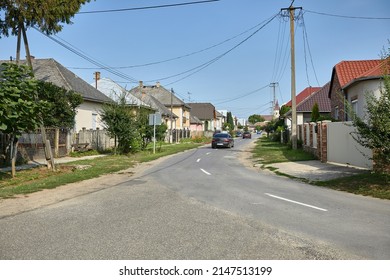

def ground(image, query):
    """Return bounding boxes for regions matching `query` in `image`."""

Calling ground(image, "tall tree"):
[0,63,46,176]
[100,96,138,154]
[226,111,234,130]
[248,114,265,124]
[311,102,320,122]
[37,81,83,128]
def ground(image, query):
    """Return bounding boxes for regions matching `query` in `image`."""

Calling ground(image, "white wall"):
[346,80,382,120]
[75,101,105,131]
[327,122,372,168]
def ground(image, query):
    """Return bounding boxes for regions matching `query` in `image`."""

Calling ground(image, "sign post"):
[149,113,162,154]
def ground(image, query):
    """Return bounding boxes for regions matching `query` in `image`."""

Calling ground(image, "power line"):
[304,9,390,20]
[78,0,220,14]
[33,27,139,83]
[214,84,270,105]
[158,13,279,86]
[67,15,274,70]
[301,13,320,86]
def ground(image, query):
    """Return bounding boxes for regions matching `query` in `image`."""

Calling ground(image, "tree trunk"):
[10,136,18,178]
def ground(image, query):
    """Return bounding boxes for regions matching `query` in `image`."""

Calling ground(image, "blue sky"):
[1,0,389,119]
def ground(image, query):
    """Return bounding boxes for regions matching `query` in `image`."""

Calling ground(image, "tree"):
[279,105,291,117]
[100,96,138,154]
[226,111,234,131]
[248,114,265,124]
[349,49,390,174]
[311,102,320,122]
[0,62,46,176]
[37,81,83,128]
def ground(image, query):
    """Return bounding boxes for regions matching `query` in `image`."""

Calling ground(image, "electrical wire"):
[77,0,220,14]
[304,9,390,20]
[301,13,320,86]
[32,27,140,83]
[213,84,270,106]
[67,16,276,70]
[157,13,279,86]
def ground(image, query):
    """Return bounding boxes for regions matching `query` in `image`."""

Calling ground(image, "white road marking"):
[200,168,211,175]
[206,152,211,155]
[264,193,328,212]
[196,158,201,163]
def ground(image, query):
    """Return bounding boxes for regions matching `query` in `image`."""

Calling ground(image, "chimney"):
[139,81,144,88]
[156,81,160,88]
[94,72,100,89]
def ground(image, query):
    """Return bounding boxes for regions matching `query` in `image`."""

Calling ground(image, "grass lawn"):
[252,137,316,164]
[0,141,204,199]
[252,137,389,200]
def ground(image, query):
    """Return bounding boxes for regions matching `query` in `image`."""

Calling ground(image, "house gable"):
[328,59,383,121]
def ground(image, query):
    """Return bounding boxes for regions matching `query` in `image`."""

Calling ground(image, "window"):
[92,113,97,129]
[351,98,358,116]
[334,106,339,120]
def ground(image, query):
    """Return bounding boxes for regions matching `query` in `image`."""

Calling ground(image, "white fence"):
[327,122,372,169]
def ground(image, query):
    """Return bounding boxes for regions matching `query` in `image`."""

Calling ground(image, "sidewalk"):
[0,155,107,173]
[266,160,368,181]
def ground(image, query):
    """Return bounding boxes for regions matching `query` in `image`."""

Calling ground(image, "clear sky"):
[1,0,389,120]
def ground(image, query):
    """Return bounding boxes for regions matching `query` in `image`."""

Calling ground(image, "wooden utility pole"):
[170,88,174,143]
[281,5,301,150]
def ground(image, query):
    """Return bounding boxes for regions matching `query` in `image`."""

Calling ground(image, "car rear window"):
[214,133,229,138]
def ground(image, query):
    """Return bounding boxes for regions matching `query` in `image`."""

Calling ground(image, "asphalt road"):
[0,135,389,259]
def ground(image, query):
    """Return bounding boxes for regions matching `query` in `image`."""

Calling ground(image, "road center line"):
[264,193,328,212]
[206,152,211,155]
[196,158,201,163]
[200,168,211,175]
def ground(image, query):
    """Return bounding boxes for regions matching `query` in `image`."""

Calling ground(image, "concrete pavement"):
[265,160,368,181]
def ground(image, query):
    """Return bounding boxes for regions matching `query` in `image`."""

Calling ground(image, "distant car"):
[257,130,262,134]
[235,131,242,137]
[242,131,252,139]
[211,133,234,148]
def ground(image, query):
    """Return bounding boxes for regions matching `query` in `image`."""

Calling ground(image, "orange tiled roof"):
[334,59,382,88]
[285,86,321,107]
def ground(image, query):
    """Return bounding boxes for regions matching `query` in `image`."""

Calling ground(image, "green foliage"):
[37,81,83,128]
[0,62,45,135]
[248,114,265,124]
[0,0,92,37]
[311,102,320,122]
[226,111,234,130]
[279,105,291,117]
[349,52,390,174]
[100,96,138,154]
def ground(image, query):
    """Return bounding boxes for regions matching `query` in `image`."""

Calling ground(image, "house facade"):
[187,102,219,131]
[285,83,331,124]
[328,59,384,121]
[284,86,321,128]
[1,58,113,131]
[129,82,190,130]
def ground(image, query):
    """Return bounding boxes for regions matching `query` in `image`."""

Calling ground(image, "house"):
[328,59,386,121]
[284,86,321,128]
[187,102,219,131]
[129,82,190,131]
[284,82,331,124]
[94,77,151,109]
[190,115,204,133]
[1,58,113,131]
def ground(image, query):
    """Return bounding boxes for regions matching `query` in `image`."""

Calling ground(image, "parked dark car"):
[211,133,234,148]
[242,131,252,139]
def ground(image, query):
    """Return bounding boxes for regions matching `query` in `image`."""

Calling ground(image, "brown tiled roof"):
[187,103,216,120]
[296,82,331,112]
[285,86,321,107]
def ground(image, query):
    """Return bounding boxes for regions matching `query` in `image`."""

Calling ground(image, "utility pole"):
[270,82,278,117]
[170,88,174,143]
[281,4,302,150]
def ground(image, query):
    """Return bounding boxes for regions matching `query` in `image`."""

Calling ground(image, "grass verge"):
[0,141,203,199]
[252,136,389,200]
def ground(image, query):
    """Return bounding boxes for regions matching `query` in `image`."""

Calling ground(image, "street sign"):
[149,113,162,125]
